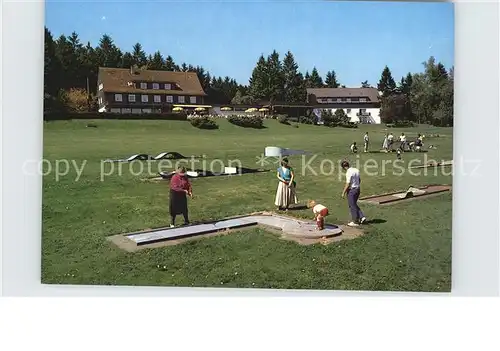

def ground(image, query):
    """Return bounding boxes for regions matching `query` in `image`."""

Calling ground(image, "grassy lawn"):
[42,118,453,292]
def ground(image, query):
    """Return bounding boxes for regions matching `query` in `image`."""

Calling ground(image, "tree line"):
[44,27,453,126]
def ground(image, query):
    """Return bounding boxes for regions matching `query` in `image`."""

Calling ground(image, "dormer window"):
[140,82,147,89]
[360,98,367,102]
[165,83,172,90]
[152,83,159,89]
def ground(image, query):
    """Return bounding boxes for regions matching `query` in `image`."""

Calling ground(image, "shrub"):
[227,115,264,128]
[333,109,350,124]
[321,110,336,127]
[277,114,289,125]
[189,116,218,129]
[394,120,416,128]
[43,112,188,121]
[298,115,318,125]
[339,122,358,128]
[320,109,351,127]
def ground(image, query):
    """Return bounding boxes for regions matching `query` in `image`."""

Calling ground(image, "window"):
[178,96,185,103]
[166,96,173,103]
[327,98,333,103]
[154,95,161,103]
[140,82,147,89]
[115,94,123,102]
[360,98,367,102]
[142,108,152,114]
[122,108,131,114]
[165,83,172,90]
[152,83,160,89]
[346,98,351,102]
[189,96,196,104]
[128,94,136,102]
[98,83,103,91]
[336,98,341,102]
[131,108,142,114]
[141,95,149,103]
[110,108,121,114]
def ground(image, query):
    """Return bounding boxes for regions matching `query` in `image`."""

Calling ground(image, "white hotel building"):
[306,87,382,124]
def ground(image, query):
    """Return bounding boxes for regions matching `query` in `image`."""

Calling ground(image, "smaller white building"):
[307,87,381,124]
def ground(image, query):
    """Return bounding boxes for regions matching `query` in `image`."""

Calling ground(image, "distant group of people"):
[349,132,425,155]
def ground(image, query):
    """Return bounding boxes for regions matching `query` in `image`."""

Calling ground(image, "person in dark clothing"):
[169,166,193,227]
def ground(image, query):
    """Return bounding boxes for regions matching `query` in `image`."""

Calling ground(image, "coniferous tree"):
[282,51,305,103]
[95,34,122,68]
[309,67,323,88]
[148,51,164,70]
[44,27,61,97]
[131,43,147,68]
[303,71,311,88]
[324,70,339,88]
[249,54,268,100]
[361,80,371,88]
[377,65,397,98]
[120,52,134,69]
[163,55,178,71]
[265,50,285,103]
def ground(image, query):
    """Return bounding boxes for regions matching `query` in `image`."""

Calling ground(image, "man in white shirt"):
[341,160,366,227]
[399,133,407,151]
[363,132,369,152]
[387,133,394,151]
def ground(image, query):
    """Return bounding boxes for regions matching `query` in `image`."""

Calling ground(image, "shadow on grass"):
[366,218,386,224]
[288,205,308,211]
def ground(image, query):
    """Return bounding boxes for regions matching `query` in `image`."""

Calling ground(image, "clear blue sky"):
[45,0,454,87]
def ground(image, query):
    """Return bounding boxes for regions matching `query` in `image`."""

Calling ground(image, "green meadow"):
[42,118,452,292]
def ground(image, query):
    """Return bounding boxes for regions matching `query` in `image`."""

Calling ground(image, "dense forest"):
[44,27,454,126]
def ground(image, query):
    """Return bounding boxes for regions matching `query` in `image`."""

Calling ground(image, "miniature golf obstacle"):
[103,154,153,162]
[156,167,269,180]
[265,146,312,157]
[410,160,453,169]
[104,151,199,163]
[153,152,200,160]
[359,184,451,205]
[110,212,343,250]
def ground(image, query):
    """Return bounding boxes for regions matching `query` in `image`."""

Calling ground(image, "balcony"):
[356,112,371,117]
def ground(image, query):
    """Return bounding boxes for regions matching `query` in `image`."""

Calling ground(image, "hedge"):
[189,116,219,129]
[277,114,290,125]
[298,115,318,125]
[227,115,264,128]
[43,112,188,121]
[386,120,415,128]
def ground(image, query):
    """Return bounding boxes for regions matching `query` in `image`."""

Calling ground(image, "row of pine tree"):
[44,28,453,125]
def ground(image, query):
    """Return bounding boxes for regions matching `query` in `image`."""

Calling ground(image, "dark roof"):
[306,87,380,101]
[98,67,207,96]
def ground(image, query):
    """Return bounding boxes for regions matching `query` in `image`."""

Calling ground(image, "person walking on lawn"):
[341,160,366,227]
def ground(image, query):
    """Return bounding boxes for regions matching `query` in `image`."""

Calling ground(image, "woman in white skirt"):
[382,134,389,152]
[275,158,298,211]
